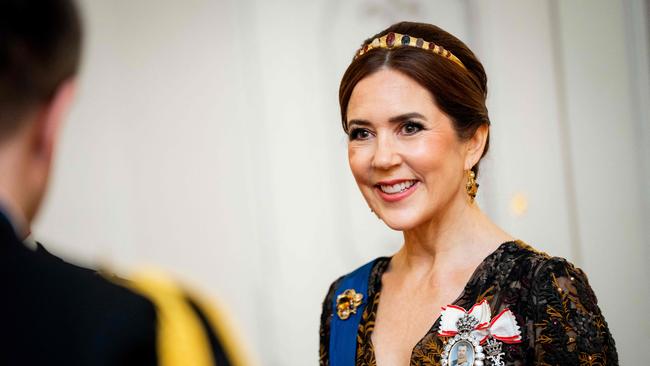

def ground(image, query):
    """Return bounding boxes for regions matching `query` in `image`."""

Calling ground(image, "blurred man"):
[0,1,246,365]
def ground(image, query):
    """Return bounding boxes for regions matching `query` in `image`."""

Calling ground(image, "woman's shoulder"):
[321,256,390,302]
[506,240,590,284]
[320,256,390,325]
[319,256,389,364]
[494,240,581,279]
[482,240,606,319]
[508,242,619,363]
[517,243,603,314]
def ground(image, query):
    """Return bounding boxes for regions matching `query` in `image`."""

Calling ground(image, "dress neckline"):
[366,240,521,362]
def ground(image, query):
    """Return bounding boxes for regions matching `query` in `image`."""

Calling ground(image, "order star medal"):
[440,312,486,366]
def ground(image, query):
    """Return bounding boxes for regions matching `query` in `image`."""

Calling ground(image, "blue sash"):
[329,259,376,366]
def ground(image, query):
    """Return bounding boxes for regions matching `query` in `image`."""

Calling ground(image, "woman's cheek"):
[348,147,371,183]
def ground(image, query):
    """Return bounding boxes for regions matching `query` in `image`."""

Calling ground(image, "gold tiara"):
[354,32,466,70]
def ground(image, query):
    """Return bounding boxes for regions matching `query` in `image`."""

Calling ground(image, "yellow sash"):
[121,269,251,366]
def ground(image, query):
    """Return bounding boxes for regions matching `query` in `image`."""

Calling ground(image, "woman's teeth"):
[378,180,416,194]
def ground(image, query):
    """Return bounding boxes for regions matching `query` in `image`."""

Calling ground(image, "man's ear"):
[464,124,488,170]
[33,79,77,161]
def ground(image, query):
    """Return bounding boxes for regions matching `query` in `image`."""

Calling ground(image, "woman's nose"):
[371,134,402,170]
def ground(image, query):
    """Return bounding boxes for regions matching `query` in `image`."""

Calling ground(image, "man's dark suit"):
[0,211,158,365]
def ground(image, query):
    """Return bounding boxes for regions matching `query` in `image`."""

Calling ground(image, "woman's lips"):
[374,180,420,202]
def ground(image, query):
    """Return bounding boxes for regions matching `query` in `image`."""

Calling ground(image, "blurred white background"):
[34,0,648,364]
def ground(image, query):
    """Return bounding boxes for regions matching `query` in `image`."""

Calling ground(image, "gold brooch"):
[336,289,363,320]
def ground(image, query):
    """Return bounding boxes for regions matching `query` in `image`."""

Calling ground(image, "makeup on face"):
[374,179,420,203]
[346,69,468,231]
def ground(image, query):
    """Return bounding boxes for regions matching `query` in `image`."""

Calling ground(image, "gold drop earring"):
[466,169,479,203]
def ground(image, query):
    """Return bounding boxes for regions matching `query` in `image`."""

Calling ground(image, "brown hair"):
[0,0,82,141]
[339,21,490,176]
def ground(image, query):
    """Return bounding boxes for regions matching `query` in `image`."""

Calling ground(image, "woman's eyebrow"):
[348,113,426,128]
[347,119,372,128]
[388,112,426,123]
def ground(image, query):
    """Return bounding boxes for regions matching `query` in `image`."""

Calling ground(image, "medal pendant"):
[441,314,486,366]
[483,338,505,366]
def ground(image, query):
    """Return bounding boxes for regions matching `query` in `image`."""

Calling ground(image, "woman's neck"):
[392,197,513,278]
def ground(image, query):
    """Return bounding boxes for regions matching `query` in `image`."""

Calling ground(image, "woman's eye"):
[401,121,424,135]
[349,128,372,140]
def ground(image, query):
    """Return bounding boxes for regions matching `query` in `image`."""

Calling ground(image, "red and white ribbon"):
[438,299,522,344]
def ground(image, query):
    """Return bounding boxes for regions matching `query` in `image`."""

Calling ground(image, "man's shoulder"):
[2,240,156,324]
[0,241,158,365]
[34,243,155,313]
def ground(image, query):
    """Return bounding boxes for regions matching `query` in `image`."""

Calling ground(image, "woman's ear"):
[464,124,488,170]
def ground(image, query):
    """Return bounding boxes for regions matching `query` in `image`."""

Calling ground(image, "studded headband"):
[354,32,466,70]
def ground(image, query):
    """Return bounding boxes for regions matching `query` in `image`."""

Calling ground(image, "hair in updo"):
[339,21,490,177]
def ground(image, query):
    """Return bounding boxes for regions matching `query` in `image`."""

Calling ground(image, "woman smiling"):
[319,22,617,366]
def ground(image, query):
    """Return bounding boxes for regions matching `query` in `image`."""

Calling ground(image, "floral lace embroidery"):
[319,241,618,365]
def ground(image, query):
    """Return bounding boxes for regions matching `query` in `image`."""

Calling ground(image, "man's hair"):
[0,0,82,140]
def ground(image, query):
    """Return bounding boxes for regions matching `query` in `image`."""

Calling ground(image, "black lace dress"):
[319,241,618,365]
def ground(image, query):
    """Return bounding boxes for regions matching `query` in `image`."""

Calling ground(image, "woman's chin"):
[378,211,425,231]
